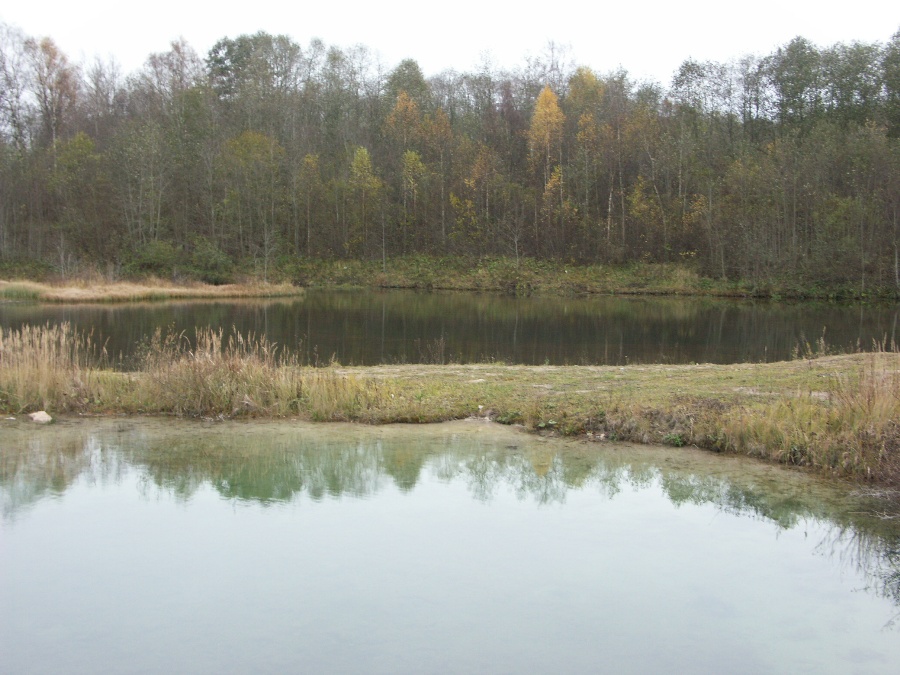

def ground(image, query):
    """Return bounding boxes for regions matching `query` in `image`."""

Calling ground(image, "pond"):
[1,290,898,365]
[2,418,899,673]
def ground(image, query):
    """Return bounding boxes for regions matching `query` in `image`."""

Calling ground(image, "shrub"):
[126,240,181,278]
[190,238,234,284]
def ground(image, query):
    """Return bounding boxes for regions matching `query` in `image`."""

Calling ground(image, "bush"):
[126,240,181,278]
[190,238,234,284]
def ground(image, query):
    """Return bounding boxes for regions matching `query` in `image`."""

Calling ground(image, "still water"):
[1,290,899,365]
[2,418,900,673]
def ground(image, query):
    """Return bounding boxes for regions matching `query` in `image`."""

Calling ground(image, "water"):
[1,290,898,365]
[2,418,900,673]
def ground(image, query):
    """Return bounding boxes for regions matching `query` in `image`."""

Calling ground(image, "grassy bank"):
[2,324,899,486]
[288,257,733,296]
[6,256,893,302]
[286,256,899,299]
[0,279,303,303]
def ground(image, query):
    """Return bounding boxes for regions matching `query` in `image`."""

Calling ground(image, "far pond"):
[2,419,900,673]
[1,289,898,365]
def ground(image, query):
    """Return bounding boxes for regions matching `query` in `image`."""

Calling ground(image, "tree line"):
[2,23,899,290]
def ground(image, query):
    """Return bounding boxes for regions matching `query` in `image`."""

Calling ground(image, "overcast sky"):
[2,1,898,85]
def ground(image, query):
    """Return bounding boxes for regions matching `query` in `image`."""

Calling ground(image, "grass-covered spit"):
[2,323,899,486]
[0,279,302,304]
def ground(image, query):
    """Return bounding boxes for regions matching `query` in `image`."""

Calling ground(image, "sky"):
[2,1,898,85]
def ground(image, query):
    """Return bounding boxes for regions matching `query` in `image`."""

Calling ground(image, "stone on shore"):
[28,411,52,424]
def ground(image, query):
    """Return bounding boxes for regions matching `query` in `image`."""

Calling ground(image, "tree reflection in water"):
[2,418,900,612]
[3,291,899,366]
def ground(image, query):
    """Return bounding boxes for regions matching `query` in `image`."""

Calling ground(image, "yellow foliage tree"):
[528,86,565,186]
[385,91,421,149]
[529,87,566,256]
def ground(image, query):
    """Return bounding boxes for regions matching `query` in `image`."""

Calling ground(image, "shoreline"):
[3,257,898,303]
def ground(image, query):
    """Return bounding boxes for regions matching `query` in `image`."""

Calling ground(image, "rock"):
[28,411,52,424]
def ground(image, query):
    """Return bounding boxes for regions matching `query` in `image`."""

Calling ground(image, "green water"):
[2,418,899,673]
[1,290,897,365]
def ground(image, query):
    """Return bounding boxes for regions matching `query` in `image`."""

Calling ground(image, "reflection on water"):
[2,290,898,365]
[2,418,900,672]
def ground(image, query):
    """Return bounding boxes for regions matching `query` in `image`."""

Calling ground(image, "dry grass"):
[720,352,900,481]
[126,327,393,420]
[0,323,114,412]
[4,323,900,485]
[0,279,302,304]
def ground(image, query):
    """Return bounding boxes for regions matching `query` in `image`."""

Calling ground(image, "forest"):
[1,23,900,292]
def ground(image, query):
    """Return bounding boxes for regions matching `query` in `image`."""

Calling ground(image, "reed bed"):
[719,352,900,482]
[0,324,390,420]
[134,327,390,419]
[3,323,900,486]
[0,323,113,412]
[0,279,302,304]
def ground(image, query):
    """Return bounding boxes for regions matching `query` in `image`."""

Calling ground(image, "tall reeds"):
[827,352,900,479]
[0,323,391,420]
[717,349,900,482]
[133,327,392,419]
[136,327,295,416]
[0,323,107,412]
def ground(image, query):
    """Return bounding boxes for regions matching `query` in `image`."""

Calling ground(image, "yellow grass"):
[0,279,302,303]
[0,323,111,411]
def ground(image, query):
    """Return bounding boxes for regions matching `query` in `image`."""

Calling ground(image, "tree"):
[541,165,576,257]
[599,71,634,255]
[49,131,113,267]
[133,40,212,248]
[628,100,671,259]
[566,67,604,119]
[421,107,453,248]
[295,153,322,255]
[386,58,430,107]
[24,36,77,151]
[528,86,565,256]
[348,146,381,256]
[207,32,303,137]
[884,30,900,138]
[112,119,168,247]
[219,131,286,277]
[0,22,33,152]
[766,37,823,131]
[142,38,204,112]
[401,149,427,250]
[821,41,883,126]
[574,112,603,254]
[385,91,421,150]
[566,66,605,249]
[81,56,124,143]
[0,24,898,290]
[528,86,564,185]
